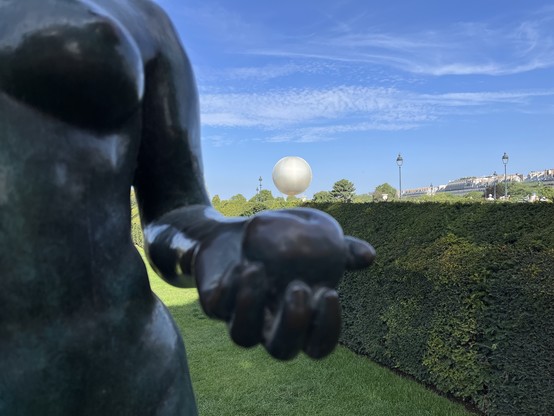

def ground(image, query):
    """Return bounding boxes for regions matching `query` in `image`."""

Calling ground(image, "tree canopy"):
[331,179,355,203]
[500,182,554,201]
[249,189,274,203]
[373,183,397,201]
[312,191,333,203]
[230,194,247,202]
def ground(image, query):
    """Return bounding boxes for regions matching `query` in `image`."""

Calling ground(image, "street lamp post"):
[493,171,497,200]
[396,153,403,199]
[502,152,509,199]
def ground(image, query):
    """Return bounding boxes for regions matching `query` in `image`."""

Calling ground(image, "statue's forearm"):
[143,205,244,287]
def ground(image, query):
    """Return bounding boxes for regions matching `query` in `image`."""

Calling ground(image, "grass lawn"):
[140,248,475,416]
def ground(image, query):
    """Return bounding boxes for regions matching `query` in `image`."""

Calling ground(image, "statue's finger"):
[344,236,376,270]
[228,263,267,348]
[262,281,312,360]
[303,288,341,359]
[196,264,239,320]
[194,239,242,320]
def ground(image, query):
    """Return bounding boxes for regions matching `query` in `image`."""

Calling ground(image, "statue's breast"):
[0,1,144,132]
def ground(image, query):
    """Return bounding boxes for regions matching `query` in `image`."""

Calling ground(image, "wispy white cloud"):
[160,1,554,145]
[199,86,554,143]
[201,135,237,147]
[419,90,554,106]
[226,64,306,81]
[161,1,554,77]
[201,86,433,128]
[201,61,332,82]
[246,9,554,76]
[263,121,421,143]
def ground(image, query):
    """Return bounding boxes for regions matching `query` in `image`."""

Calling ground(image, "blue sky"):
[154,0,554,199]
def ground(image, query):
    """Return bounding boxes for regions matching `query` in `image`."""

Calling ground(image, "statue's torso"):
[0,0,150,323]
[0,2,197,413]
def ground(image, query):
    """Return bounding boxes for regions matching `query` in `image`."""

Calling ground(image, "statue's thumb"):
[344,236,376,270]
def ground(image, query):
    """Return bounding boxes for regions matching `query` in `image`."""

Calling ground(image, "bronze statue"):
[0,0,375,414]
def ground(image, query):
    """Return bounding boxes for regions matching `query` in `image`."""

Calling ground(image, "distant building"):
[401,169,552,198]
[525,169,554,185]
[436,177,487,196]
[402,184,444,198]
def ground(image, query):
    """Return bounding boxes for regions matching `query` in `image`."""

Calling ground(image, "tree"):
[211,195,221,206]
[216,194,248,216]
[240,202,267,217]
[464,191,484,200]
[373,183,397,201]
[265,196,286,210]
[230,194,246,202]
[354,193,373,203]
[330,179,355,203]
[249,189,274,203]
[286,195,302,207]
[501,182,554,202]
[312,191,333,203]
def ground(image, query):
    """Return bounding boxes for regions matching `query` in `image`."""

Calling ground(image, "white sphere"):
[272,156,312,196]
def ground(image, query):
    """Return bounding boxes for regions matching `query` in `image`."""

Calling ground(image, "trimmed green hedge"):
[308,202,554,416]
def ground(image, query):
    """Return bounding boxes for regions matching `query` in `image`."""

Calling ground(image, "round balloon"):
[272,156,312,196]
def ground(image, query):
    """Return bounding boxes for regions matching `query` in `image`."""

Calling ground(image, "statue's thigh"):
[88,298,198,416]
[0,299,197,416]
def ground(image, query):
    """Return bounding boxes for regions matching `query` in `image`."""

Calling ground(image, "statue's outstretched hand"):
[191,208,375,360]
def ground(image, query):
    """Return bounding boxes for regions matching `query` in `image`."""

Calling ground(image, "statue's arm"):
[132,4,229,287]
[133,3,208,218]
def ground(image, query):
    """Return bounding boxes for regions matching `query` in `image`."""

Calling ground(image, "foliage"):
[230,193,247,202]
[374,183,398,201]
[211,195,221,205]
[415,192,479,203]
[203,192,303,217]
[330,179,355,203]
[131,193,554,415]
[502,181,554,201]
[249,189,274,203]
[464,191,485,200]
[312,191,334,203]
[307,202,554,416]
[353,193,373,203]
[240,202,267,217]
[212,195,248,217]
